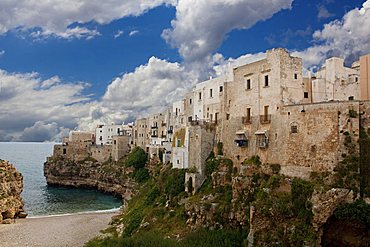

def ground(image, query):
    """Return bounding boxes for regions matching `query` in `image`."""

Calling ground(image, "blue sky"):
[0,0,369,141]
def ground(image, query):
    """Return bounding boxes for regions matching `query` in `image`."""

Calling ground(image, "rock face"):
[0,160,26,223]
[44,157,136,200]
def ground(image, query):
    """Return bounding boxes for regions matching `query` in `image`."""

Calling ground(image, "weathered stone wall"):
[222,100,363,179]
[188,125,215,175]
[112,135,130,162]
[90,145,112,163]
[134,118,149,150]
[53,142,91,161]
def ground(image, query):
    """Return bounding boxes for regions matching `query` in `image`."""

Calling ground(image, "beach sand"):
[0,212,117,247]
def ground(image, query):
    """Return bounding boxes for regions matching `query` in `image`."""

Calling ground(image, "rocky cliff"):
[0,160,26,224]
[44,157,136,200]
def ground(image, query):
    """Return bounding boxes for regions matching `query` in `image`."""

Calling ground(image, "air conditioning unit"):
[259,141,268,148]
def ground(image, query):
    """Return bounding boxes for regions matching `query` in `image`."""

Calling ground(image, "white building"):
[312,57,360,102]
[96,123,132,146]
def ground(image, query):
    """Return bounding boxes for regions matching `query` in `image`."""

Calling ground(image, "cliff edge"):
[44,156,137,201]
[0,160,26,224]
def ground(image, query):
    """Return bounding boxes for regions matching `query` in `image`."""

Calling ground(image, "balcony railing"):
[260,114,271,124]
[151,126,158,129]
[161,135,167,138]
[242,117,251,125]
[190,120,216,126]
[151,134,158,138]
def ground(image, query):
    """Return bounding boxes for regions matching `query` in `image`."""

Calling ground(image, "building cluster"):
[53,123,133,162]
[132,48,370,193]
[53,48,370,194]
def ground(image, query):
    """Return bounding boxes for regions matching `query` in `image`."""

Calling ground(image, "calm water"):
[0,142,122,216]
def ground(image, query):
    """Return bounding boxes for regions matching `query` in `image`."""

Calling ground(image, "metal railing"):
[259,114,271,124]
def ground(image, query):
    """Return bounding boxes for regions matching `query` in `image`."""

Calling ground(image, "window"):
[114,140,117,144]
[246,108,251,123]
[226,113,230,120]
[291,125,298,133]
[219,86,223,92]
[189,98,192,104]
[246,79,251,90]
[210,88,213,97]
[199,92,202,100]
[349,96,354,101]
[304,92,309,98]
[294,73,298,79]
[264,75,269,87]
[63,148,67,154]
[188,116,192,122]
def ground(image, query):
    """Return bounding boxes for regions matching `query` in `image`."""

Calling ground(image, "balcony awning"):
[255,130,267,135]
[235,130,247,135]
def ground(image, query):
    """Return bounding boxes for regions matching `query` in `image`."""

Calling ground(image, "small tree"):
[126,147,148,169]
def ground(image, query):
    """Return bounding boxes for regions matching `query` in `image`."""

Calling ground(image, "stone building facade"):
[130,47,370,191]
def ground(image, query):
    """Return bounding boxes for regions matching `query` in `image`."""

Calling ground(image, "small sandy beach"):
[0,212,117,247]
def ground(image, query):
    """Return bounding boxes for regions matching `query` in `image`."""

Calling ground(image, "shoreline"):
[0,211,119,247]
[27,207,121,219]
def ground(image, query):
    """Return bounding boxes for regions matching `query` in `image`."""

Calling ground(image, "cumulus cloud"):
[100,56,196,117]
[0,0,176,39]
[0,50,4,56]
[0,70,93,141]
[19,121,70,142]
[162,0,293,63]
[293,0,370,69]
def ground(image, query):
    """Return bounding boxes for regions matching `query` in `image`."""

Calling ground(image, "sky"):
[0,0,369,142]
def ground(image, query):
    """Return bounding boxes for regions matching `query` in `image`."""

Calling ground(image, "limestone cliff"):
[0,160,26,224]
[44,157,136,200]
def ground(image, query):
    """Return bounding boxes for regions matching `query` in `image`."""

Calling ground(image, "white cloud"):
[114,30,124,39]
[30,27,101,40]
[317,5,335,19]
[0,50,4,56]
[0,0,176,39]
[0,69,94,141]
[129,30,140,37]
[293,0,370,69]
[99,56,196,119]
[19,121,70,142]
[162,0,293,63]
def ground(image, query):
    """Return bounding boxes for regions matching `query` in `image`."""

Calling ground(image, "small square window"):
[291,125,298,133]
[294,73,298,80]
[226,114,230,120]
[304,92,309,98]
[219,86,223,92]
[348,96,354,101]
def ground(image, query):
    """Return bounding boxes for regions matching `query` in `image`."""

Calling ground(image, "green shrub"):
[270,164,281,174]
[291,178,314,220]
[126,147,148,169]
[244,155,261,166]
[164,169,185,197]
[132,168,150,183]
[334,199,370,226]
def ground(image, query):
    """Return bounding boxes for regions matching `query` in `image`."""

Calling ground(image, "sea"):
[0,142,122,217]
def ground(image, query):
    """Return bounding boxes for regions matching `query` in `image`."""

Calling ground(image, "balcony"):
[161,135,167,138]
[167,129,173,134]
[242,117,251,125]
[161,123,167,127]
[151,126,158,129]
[151,134,158,138]
[260,114,271,124]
